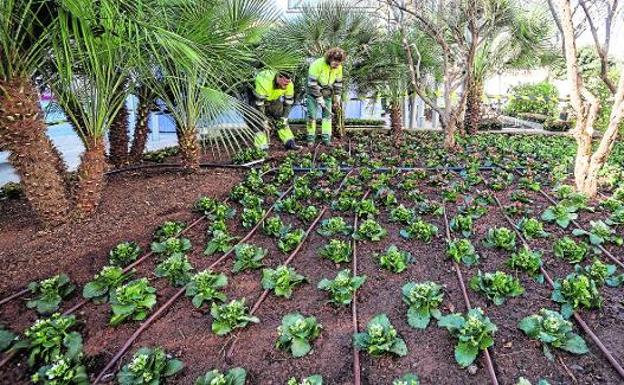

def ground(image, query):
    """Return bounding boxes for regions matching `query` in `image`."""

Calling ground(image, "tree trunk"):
[74,138,107,216]
[390,103,403,147]
[442,113,458,149]
[332,101,345,138]
[108,103,129,167]
[129,89,152,163]
[465,78,483,134]
[0,77,70,224]
[177,127,200,170]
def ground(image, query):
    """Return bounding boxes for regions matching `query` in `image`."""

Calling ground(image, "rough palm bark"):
[177,127,200,170]
[129,89,153,163]
[0,77,70,224]
[74,138,107,216]
[108,103,129,167]
[389,103,403,147]
[465,78,483,134]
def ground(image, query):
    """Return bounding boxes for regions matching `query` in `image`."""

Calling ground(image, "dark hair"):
[277,70,292,80]
[324,47,346,64]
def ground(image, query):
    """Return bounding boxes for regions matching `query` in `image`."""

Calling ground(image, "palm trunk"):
[177,127,200,170]
[74,138,107,216]
[465,78,483,134]
[0,77,70,224]
[129,88,152,163]
[108,103,129,167]
[390,103,403,147]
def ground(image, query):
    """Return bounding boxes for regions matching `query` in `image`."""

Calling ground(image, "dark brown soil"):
[1,142,623,385]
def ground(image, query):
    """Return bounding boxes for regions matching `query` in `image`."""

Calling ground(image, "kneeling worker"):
[306,47,346,146]
[250,69,300,151]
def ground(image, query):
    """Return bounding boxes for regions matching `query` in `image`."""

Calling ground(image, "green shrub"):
[504,82,559,117]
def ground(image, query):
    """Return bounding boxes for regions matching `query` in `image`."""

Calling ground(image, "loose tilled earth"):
[1,131,623,385]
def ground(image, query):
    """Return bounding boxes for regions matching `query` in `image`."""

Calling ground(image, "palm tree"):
[351,28,440,146]
[464,3,552,133]
[146,0,283,169]
[0,0,71,224]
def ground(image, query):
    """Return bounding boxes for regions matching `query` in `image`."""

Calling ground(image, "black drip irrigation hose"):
[479,171,624,381]
[104,161,260,176]
[285,166,524,173]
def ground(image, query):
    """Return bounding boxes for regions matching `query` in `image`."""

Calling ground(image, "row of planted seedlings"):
[98,149,365,385]
[489,165,624,373]
[0,158,310,384]
[471,165,624,382]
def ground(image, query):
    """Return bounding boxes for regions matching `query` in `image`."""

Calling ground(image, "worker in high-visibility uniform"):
[306,47,346,146]
[249,69,300,151]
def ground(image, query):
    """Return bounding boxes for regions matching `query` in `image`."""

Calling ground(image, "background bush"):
[504,82,559,117]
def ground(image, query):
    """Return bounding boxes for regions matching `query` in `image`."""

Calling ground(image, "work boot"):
[285,140,302,151]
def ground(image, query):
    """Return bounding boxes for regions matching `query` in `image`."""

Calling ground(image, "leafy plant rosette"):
[551,273,602,318]
[353,218,387,242]
[195,367,247,385]
[278,229,306,253]
[389,204,415,224]
[437,308,498,367]
[261,265,306,298]
[210,299,259,336]
[108,278,157,326]
[393,373,420,385]
[154,221,186,242]
[204,230,238,256]
[317,269,366,305]
[318,239,352,264]
[469,271,524,306]
[263,216,289,238]
[155,254,194,287]
[275,313,322,358]
[517,217,549,239]
[518,308,588,360]
[27,274,75,315]
[450,214,473,237]
[83,266,134,302]
[447,238,480,266]
[31,356,89,385]
[185,270,228,308]
[400,219,438,242]
[483,227,516,251]
[541,203,578,229]
[353,314,408,357]
[151,237,192,258]
[402,282,444,329]
[0,326,16,352]
[553,236,588,264]
[19,314,83,368]
[286,375,323,385]
[377,245,414,273]
[117,347,183,385]
[317,217,352,237]
[232,243,267,273]
[507,247,544,283]
[578,259,624,288]
[109,241,142,267]
[572,220,624,247]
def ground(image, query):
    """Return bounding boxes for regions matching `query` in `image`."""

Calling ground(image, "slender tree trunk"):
[465,78,483,134]
[0,77,70,224]
[390,103,403,147]
[177,127,200,170]
[108,103,129,167]
[129,88,152,163]
[74,138,107,216]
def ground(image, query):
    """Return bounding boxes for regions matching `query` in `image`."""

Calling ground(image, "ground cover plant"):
[5,131,624,384]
